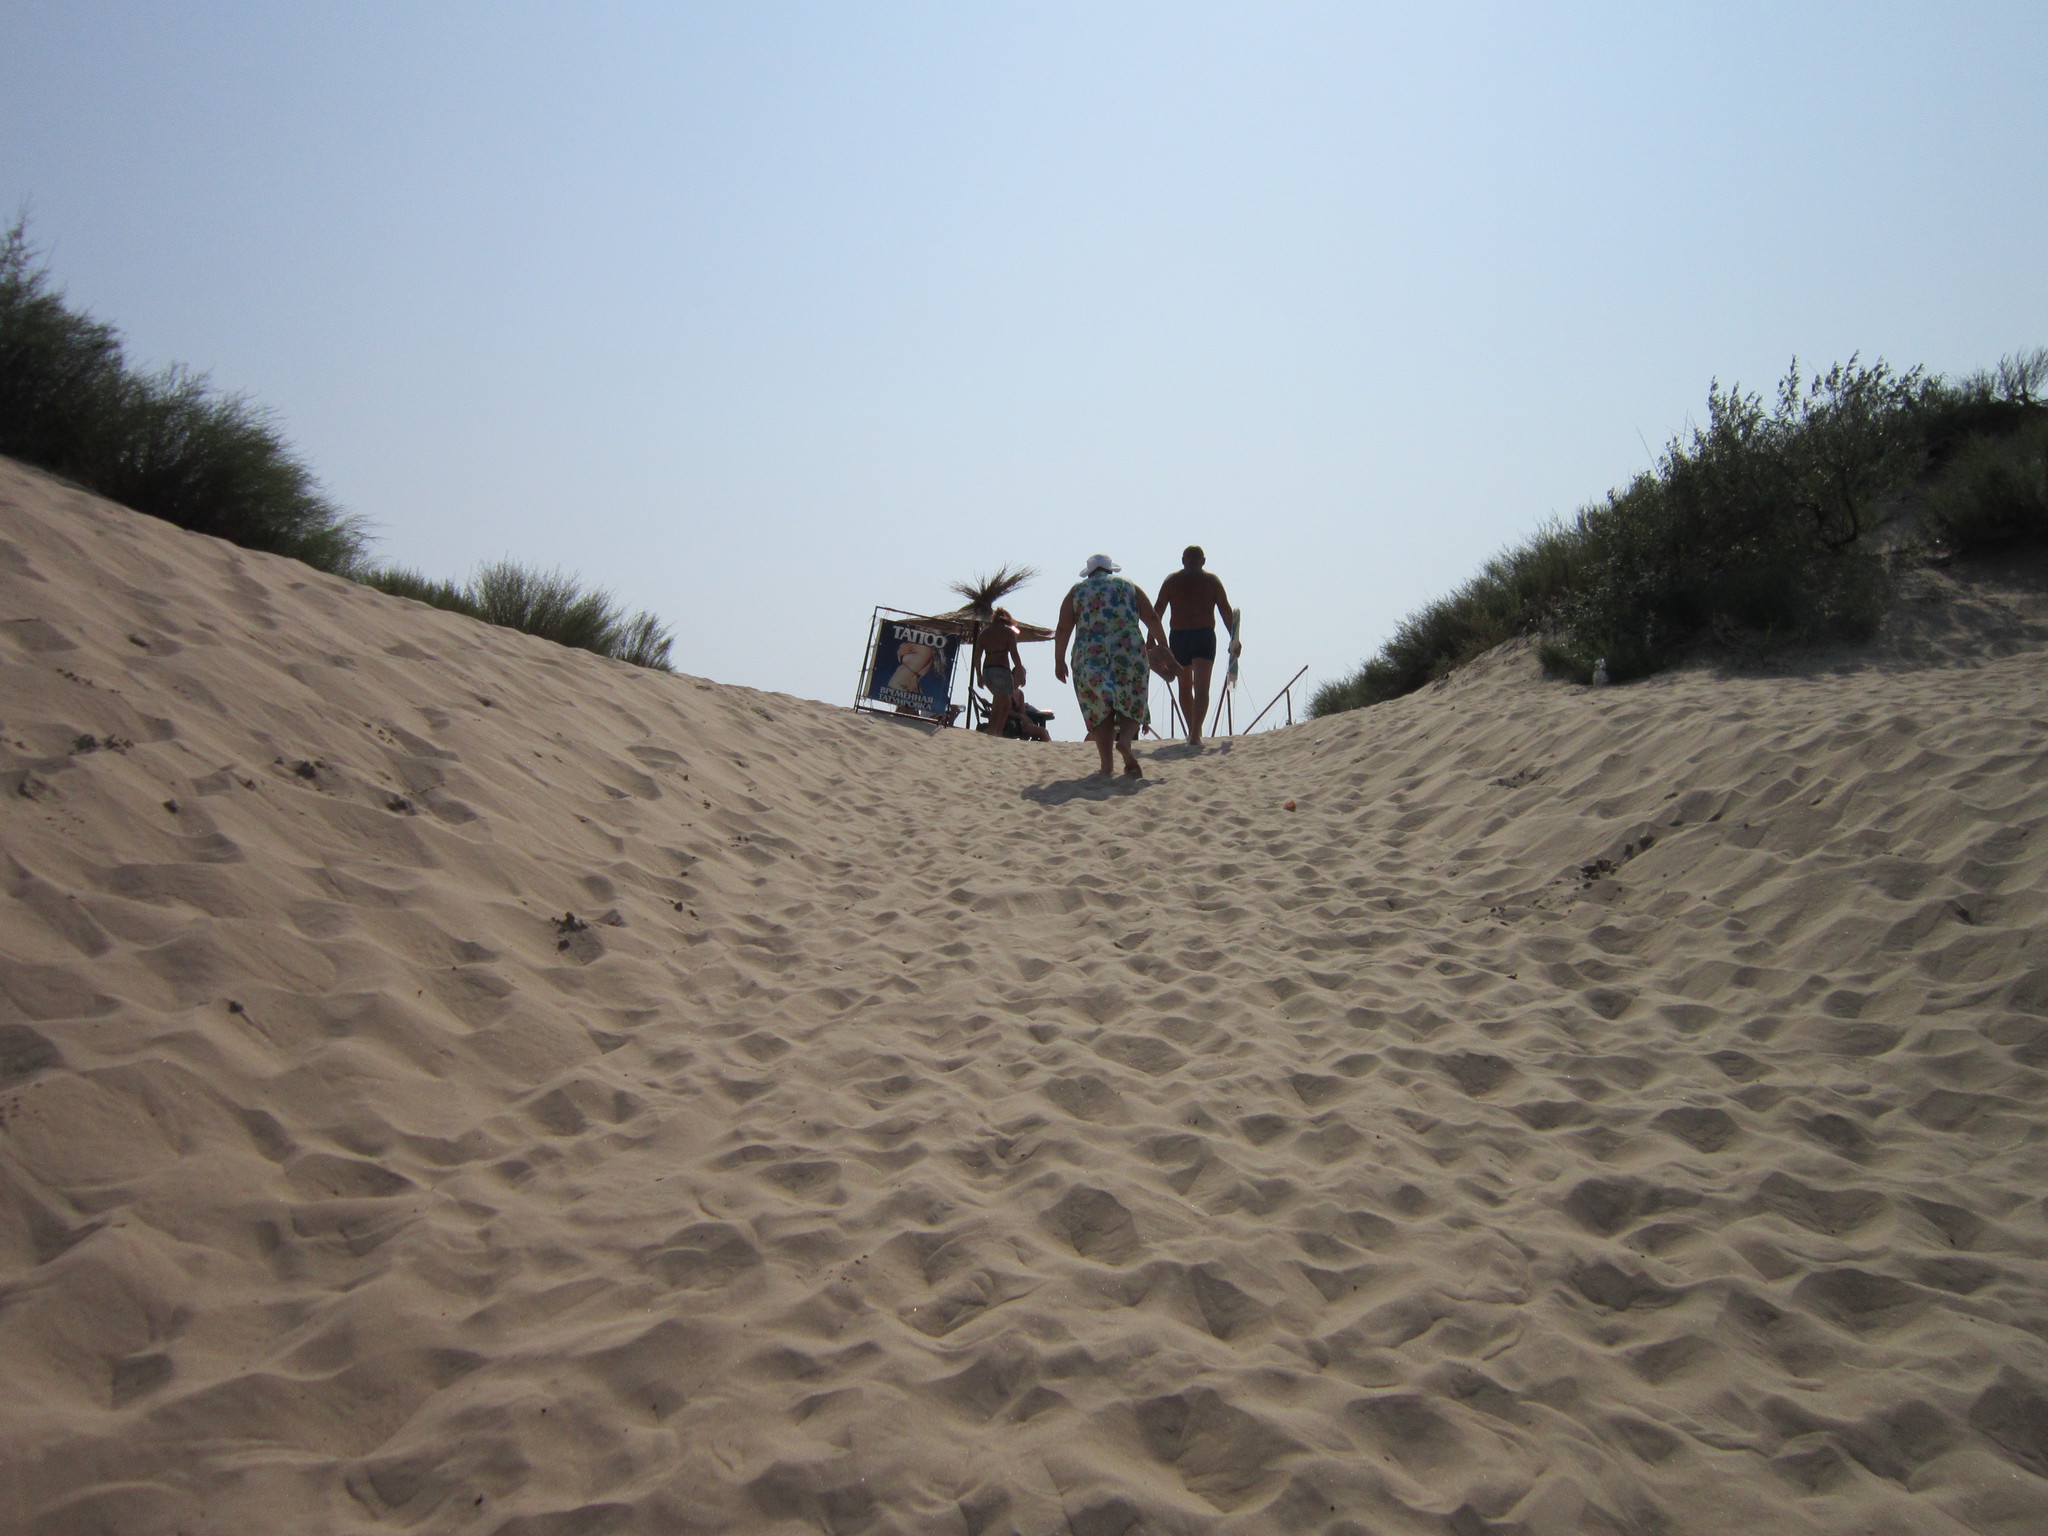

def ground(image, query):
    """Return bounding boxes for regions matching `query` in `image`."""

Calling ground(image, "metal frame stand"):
[1145,671,1187,741]
[1245,664,1309,734]
[1208,674,1236,740]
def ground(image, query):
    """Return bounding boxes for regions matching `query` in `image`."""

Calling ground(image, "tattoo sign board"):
[859,611,961,720]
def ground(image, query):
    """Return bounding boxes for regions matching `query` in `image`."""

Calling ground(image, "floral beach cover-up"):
[1067,572,1151,732]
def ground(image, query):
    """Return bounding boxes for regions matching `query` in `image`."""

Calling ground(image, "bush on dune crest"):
[354,565,475,614]
[1310,521,1581,716]
[1544,358,1928,683]
[466,561,676,670]
[1,221,368,569]
[1,220,677,671]
[356,561,676,670]
[1312,349,2048,715]
[1923,411,2048,552]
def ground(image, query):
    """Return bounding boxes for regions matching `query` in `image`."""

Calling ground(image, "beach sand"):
[5,454,2048,1534]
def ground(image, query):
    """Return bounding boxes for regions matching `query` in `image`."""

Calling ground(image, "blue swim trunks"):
[1169,628,1217,666]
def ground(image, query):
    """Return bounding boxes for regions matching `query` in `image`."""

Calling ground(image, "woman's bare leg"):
[1118,719,1142,775]
[1089,720,1115,776]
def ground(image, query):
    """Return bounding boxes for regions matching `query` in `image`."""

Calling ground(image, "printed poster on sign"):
[864,620,959,718]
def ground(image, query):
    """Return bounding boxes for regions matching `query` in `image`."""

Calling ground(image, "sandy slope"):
[4,457,2048,1536]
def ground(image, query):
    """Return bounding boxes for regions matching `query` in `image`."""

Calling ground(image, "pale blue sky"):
[5,3,2044,733]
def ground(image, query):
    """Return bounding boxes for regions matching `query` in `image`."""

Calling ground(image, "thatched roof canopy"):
[906,607,1054,643]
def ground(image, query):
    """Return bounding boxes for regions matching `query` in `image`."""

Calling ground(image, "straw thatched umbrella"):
[948,564,1037,621]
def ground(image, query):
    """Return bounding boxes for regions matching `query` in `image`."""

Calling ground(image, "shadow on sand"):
[1144,740,1228,762]
[1023,773,1161,806]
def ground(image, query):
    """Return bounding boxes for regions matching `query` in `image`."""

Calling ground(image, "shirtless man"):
[970,608,1027,740]
[1153,546,1240,747]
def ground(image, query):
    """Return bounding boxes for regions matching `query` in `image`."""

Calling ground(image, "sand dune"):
[4,456,2048,1534]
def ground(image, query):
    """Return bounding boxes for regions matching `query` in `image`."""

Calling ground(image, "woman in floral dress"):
[1054,554,1173,777]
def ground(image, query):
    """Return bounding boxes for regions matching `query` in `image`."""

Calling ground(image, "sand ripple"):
[5,460,2048,1533]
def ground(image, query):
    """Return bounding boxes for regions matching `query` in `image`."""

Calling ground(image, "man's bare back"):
[1156,568,1230,630]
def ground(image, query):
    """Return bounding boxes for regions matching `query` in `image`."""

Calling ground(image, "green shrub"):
[1313,350,2044,715]
[361,559,675,670]
[1922,413,2048,552]
[471,561,620,652]
[356,565,478,614]
[0,221,368,570]
[1309,519,1581,713]
[1544,358,1925,682]
[0,226,123,471]
[608,612,679,671]
[4,221,679,673]
[1918,348,2048,468]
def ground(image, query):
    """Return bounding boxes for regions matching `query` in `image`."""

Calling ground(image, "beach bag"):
[1145,639,1181,682]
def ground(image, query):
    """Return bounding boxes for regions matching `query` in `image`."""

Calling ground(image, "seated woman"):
[975,688,1052,741]
[1004,691,1053,741]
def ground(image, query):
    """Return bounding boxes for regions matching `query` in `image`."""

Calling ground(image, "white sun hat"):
[1079,553,1120,577]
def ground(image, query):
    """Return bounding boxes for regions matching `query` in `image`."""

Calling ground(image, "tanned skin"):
[969,611,1026,739]
[1153,546,1239,747]
[1054,581,1170,777]
[1006,691,1052,741]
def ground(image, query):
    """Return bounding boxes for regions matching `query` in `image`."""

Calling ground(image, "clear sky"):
[6,3,2044,734]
